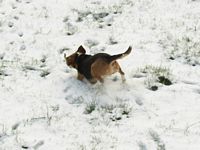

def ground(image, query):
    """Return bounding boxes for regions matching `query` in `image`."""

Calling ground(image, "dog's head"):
[64,45,86,68]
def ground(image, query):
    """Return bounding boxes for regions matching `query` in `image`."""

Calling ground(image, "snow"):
[1,0,200,149]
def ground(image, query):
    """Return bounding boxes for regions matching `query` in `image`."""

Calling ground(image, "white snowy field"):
[0,0,200,149]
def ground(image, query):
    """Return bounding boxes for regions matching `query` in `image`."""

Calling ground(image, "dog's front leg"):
[77,72,84,81]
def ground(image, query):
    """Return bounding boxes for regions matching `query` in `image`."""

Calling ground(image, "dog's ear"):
[77,45,86,54]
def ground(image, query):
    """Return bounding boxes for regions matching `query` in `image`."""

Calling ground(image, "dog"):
[64,45,132,84]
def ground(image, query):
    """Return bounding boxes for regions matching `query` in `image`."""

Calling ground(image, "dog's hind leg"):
[112,61,126,82]
[119,68,126,82]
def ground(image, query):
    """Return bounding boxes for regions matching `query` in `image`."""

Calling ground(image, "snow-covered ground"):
[1,0,200,149]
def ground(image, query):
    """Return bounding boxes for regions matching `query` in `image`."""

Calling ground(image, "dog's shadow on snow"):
[64,75,141,107]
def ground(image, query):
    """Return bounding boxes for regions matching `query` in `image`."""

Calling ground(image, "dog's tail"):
[108,46,132,63]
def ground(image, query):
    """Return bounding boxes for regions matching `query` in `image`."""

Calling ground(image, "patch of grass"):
[150,85,158,91]
[19,57,51,78]
[90,135,102,150]
[22,65,37,71]
[149,129,166,150]
[160,31,200,66]
[84,101,96,114]
[84,39,99,48]
[67,96,84,105]
[21,146,29,149]
[158,76,172,86]
[64,22,78,35]
[90,46,106,54]
[73,9,92,22]
[108,36,118,45]
[0,53,5,60]
[140,65,171,77]
[73,7,111,23]
[93,12,109,21]
[40,55,47,63]
[40,70,50,78]
[0,70,6,76]
[101,102,132,121]
[137,65,173,90]
[8,21,14,28]
[33,140,44,149]
[69,0,133,28]
[21,58,41,71]
[0,65,9,79]
[58,47,70,54]
[84,97,132,122]
[12,122,20,131]
[63,16,69,22]
[0,124,8,140]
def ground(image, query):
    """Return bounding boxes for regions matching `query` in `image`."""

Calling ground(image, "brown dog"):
[64,45,132,84]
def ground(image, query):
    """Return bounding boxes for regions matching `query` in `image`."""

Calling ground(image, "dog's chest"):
[76,55,94,79]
